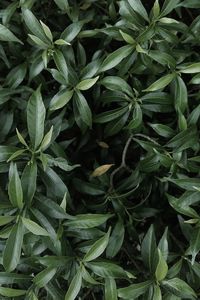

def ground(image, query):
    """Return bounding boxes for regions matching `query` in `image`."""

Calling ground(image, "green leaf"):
[74,90,92,128]
[167,177,200,191]
[149,123,174,138]
[158,228,169,260]
[127,0,149,21]
[53,0,69,10]
[27,86,46,150]
[0,146,19,162]
[54,39,71,45]
[178,111,187,131]
[65,268,82,300]
[167,193,199,218]
[0,287,26,297]
[21,161,37,205]
[3,219,24,272]
[64,214,113,228]
[174,76,188,113]
[0,216,15,226]
[188,227,200,264]
[6,63,27,89]
[118,281,152,299]
[40,20,53,42]
[141,92,173,113]
[178,63,200,73]
[21,216,49,236]
[0,273,31,284]
[86,261,131,279]
[105,111,130,137]
[147,50,176,68]
[40,126,53,151]
[167,259,182,279]
[155,249,168,281]
[161,278,197,298]
[105,277,117,300]
[42,167,68,198]
[33,267,57,288]
[16,128,28,148]
[0,24,23,44]
[36,196,73,219]
[94,105,129,124]
[27,291,39,300]
[76,76,99,90]
[187,104,200,126]
[166,126,198,152]
[83,228,111,262]
[81,265,99,285]
[141,225,157,273]
[29,55,45,81]
[53,49,68,80]
[190,73,200,85]
[61,21,83,43]
[160,0,181,17]
[37,256,71,268]
[7,149,27,162]
[152,285,162,300]
[182,0,200,8]
[22,9,49,42]
[152,0,160,18]
[100,76,133,97]
[120,30,136,44]
[49,89,74,111]
[143,73,176,92]
[28,34,49,48]
[8,163,23,209]
[127,103,142,129]
[2,2,18,26]
[106,219,125,258]
[31,208,57,240]
[48,157,80,172]
[100,45,134,72]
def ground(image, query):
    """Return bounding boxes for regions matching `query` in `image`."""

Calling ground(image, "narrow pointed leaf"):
[0,287,26,297]
[21,161,37,205]
[76,76,99,90]
[27,87,46,150]
[21,217,49,236]
[143,73,176,92]
[161,278,197,298]
[155,249,168,281]
[105,277,117,300]
[65,269,82,300]
[0,24,22,44]
[8,163,23,209]
[118,281,152,299]
[100,45,134,72]
[3,220,24,272]
[74,91,92,128]
[49,89,74,111]
[33,267,57,288]
[83,228,111,262]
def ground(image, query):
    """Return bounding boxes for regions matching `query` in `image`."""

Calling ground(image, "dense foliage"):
[0,0,200,299]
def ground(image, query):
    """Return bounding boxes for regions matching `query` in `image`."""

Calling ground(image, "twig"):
[133,133,160,146]
[109,135,133,192]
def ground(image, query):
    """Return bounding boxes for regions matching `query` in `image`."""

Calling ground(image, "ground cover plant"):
[0,0,200,299]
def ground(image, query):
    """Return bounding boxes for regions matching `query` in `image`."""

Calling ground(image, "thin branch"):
[109,135,133,192]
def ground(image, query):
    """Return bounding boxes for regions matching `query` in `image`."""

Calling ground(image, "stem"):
[109,135,133,192]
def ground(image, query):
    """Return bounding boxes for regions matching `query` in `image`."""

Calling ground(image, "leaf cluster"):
[0,0,200,299]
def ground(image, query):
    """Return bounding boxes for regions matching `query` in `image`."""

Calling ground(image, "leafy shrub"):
[0,0,200,299]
